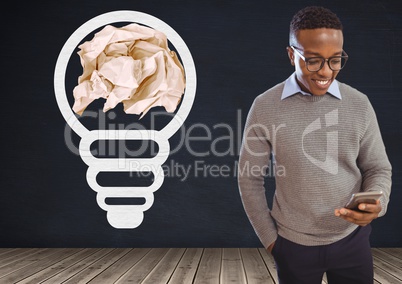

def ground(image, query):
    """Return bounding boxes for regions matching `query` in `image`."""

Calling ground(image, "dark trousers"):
[272,225,373,284]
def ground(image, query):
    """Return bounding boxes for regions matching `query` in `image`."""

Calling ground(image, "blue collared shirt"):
[281,73,342,100]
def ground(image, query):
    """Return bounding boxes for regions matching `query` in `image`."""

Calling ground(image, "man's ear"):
[286,46,295,66]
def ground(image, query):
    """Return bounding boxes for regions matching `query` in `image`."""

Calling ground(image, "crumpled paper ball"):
[72,23,185,118]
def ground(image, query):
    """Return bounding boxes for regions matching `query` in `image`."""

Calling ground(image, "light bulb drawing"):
[54,11,196,228]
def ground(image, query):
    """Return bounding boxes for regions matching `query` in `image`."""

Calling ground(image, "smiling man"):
[238,6,392,284]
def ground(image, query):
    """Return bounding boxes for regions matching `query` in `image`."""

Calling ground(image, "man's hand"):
[334,200,381,226]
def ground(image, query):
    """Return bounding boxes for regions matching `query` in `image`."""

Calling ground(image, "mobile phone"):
[344,191,383,210]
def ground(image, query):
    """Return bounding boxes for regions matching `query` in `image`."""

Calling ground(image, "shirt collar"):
[281,72,342,100]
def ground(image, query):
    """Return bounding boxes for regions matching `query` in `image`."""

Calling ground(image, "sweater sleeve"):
[357,98,392,216]
[237,98,278,249]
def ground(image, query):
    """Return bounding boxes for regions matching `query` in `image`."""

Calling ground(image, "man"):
[237,6,392,284]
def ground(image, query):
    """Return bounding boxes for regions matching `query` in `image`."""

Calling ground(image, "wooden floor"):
[0,248,401,284]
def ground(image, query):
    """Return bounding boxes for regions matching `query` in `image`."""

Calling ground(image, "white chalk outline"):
[54,10,197,228]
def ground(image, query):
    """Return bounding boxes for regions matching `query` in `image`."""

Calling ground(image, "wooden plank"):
[378,248,402,260]
[141,248,186,284]
[322,272,328,284]
[373,265,402,284]
[220,248,246,283]
[115,248,169,283]
[240,248,275,284]
[193,248,221,284]
[0,248,15,254]
[372,248,402,270]
[0,247,400,283]
[61,248,131,284]
[0,248,60,279]
[168,248,203,284]
[0,248,38,267]
[0,248,18,257]
[258,248,278,284]
[373,255,402,282]
[40,248,113,284]
[16,248,96,284]
[0,248,13,253]
[0,248,78,283]
[87,248,150,283]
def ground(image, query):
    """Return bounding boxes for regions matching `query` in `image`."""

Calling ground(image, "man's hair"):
[289,6,343,46]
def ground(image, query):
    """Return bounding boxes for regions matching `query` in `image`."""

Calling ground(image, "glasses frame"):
[290,46,349,72]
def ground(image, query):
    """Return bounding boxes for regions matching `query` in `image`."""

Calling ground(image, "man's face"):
[288,28,344,96]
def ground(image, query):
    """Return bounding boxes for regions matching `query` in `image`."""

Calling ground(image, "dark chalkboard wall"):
[2,0,401,247]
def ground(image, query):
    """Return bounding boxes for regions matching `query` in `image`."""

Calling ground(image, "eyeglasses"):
[290,46,348,72]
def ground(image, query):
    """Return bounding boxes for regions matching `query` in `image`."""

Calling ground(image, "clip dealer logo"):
[302,109,338,175]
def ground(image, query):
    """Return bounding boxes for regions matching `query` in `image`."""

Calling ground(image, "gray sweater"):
[238,80,392,248]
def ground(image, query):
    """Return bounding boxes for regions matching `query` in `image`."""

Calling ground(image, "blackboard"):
[1,0,401,247]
